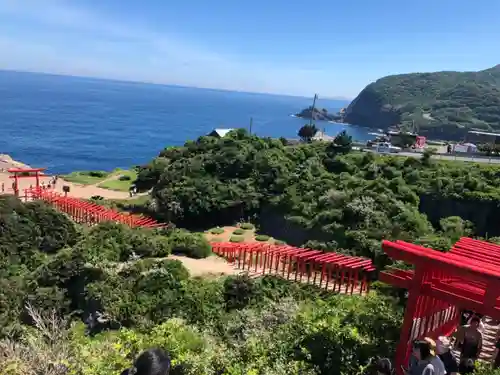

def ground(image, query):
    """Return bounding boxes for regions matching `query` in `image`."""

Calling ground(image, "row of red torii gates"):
[5,168,500,373]
[6,167,165,228]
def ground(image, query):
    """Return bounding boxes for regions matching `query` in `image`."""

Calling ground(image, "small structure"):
[453,142,478,153]
[415,136,426,149]
[8,167,46,196]
[380,237,500,374]
[207,128,235,138]
[312,130,335,142]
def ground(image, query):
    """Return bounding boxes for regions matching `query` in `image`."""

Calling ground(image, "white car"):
[371,142,402,154]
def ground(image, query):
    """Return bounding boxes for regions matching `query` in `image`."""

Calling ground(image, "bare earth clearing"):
[168,255,239,277]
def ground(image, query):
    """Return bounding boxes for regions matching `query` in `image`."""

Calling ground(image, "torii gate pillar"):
[7,168,46,196]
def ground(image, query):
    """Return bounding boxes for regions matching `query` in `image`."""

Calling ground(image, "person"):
[423,338,446,375]
[436,336,458,375]
[458,316,483,362]
[408,340,420,373]
[405,340,436,375]
[1,182,4,192]
[120,348,171,375]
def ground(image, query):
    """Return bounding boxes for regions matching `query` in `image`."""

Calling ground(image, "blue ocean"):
[0,70,371,174]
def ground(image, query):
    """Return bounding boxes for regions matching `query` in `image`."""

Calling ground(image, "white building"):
[207,128,235,138]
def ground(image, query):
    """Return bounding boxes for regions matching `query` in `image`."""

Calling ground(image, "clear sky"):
[0,0,499,98]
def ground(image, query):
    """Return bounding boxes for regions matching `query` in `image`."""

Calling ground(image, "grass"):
[239,223,255,230]
[62,168,137,191]
[97,169,138,192]
[209,227,225,235]
[62,170,110,185]
[255,235,270,242]
[230,235,245,243]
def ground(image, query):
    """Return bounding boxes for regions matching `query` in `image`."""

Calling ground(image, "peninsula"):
[343,64,500,139]
[294,106,344,122]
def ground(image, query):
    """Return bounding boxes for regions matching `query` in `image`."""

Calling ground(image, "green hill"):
[344,65,500,139]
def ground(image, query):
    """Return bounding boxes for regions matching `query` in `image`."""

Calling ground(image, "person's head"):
[121,348,171,375]
[375,358,392,375]
[436,336,450,354]
[412,340,433,361]
[470,316,481,329]
[423,337,436,357]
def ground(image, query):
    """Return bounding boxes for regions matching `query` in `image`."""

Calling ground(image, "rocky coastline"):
[295,107,345,122]
[0,154,31,172]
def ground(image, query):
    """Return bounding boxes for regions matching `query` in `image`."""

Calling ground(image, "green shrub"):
[87,170,107,178]
[239,223,255,230]
[118,175,132,181]
[211,237,224,242]
[232,228,245,235]
[73,222,171,263]
[274,239,286,245]
[168,230,212,259]
[223,274,262,310]
[229,235,244,243]
[209,227,225,235]
[473,363,500,375]
[255,234,270,242]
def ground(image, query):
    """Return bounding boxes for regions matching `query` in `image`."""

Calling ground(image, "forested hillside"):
[136,129,500,268]
[343,65,500,139]
[0,194,403,375]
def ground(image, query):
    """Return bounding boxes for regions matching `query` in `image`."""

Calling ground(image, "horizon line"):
[0,68,353,102]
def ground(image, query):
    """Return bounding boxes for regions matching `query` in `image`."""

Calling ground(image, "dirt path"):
[0,172,131,200]
[169,255,239,277]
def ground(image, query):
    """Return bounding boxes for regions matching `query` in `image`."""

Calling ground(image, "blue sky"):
[0,0,499,98]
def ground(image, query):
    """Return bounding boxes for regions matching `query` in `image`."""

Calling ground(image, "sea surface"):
[0,70,372,174]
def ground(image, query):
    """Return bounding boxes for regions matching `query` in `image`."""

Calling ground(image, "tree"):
[332,130,353,154]
[298,124,318,143]
[421,148,436,166]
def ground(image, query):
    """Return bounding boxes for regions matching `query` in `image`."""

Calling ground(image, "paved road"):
[398,151,500,164]
[356,148,500,164]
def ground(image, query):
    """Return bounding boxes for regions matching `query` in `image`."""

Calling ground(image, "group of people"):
[373,313,500,375]
[403,314,500,375]
[0,176,59,193]
[40,175,59,190]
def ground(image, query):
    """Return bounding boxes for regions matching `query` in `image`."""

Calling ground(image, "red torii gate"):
[212,242,375,294]
[380,237,500,374]
[25,187,167,229]
[8,167,46,196]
